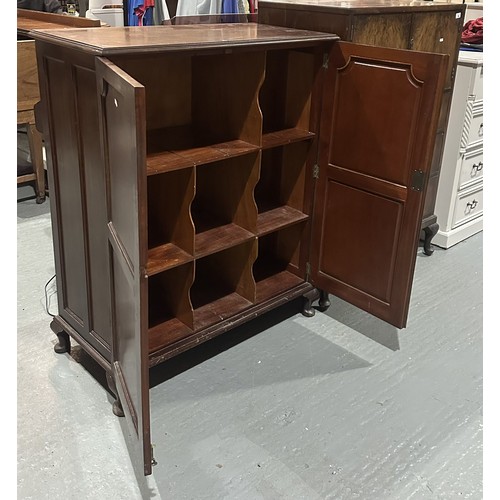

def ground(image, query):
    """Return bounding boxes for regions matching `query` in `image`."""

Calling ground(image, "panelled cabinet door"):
[310,42,447,328]
[95,57,152,476]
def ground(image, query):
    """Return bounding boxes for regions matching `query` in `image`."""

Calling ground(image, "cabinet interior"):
[113,47,320,357]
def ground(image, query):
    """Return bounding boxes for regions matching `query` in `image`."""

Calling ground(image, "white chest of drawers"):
[434,50,483,249]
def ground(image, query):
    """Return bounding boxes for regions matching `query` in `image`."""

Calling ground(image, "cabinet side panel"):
[411,10,464,89]
[44,56,88,328]
[352,14,411,49]
[75,65,112,351]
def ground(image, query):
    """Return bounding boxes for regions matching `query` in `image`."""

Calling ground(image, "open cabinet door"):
[96,57,152,476]
[310,42,447,328]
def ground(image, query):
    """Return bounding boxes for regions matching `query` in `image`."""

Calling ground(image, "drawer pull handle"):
[472,162,483,173]
[466,199,478,212]
[478,123,483,137]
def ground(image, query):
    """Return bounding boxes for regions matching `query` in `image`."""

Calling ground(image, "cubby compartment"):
[254,223,306,303]
[260,48,317,146]
[191,240,258,330]
[255,141,310,236]
[192,153,259,257]
[113,52,265,175]
[146,168,195,276]
[148,263,195,354]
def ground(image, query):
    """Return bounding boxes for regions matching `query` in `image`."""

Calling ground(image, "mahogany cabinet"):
[258,0,466,255]
[31,23,446,476]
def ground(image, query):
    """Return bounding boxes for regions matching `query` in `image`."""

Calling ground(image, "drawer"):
[460,102,483,151]
[452,185,483,228]
[459,147,483,189]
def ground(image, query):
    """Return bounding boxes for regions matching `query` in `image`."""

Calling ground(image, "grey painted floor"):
[17,186,483,499]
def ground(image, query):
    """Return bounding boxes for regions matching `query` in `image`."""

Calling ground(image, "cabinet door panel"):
[96,57,152,476]
[311,42,447,328]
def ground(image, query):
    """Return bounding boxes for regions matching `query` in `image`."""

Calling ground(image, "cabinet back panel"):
[260,49,315,134]
[148,264,194,329]
[192,52,264,146]
[192,154,259,234]
[255,224,305,279]
[147,168,195,253]
[113,54,192,131]
[257,142,308,213]
[191,241,257,309]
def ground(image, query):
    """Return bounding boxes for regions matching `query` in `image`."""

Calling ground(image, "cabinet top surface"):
[259,0,466,14]
[30,23,339,55]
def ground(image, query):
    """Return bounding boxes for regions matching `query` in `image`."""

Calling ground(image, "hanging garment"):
[153,0,170,24]
[221,0,237,13]
[176,0,222,16]
[129,0,155,26]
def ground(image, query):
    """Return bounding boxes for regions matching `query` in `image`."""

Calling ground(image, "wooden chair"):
[17,39,46,204]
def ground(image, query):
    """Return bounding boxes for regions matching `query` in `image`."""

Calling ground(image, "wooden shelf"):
[256,270,304,303]
[148,317,194,355]
[256,206,308,236]
[147,243,193,276]
[262,128,315,150]
[193,292,253,331]
[147,139,259,175]
[195,223,255,258]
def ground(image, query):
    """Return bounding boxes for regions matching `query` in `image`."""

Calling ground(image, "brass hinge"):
[323,53,329,69]
[411,170,425,191]
[151,445,157,467]
[451,66,456,82]
[306,262,311,281]
[313,164,320,179]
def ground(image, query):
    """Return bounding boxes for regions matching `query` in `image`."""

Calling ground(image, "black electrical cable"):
[44,274,57,318]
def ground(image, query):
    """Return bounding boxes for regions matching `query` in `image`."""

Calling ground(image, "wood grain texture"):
[29,24,339,55]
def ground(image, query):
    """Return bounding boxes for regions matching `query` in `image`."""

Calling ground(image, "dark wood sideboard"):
[258,0,466,255]
[31,24,446,476]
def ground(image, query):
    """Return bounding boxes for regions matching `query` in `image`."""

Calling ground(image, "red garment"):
[135,0,155,26]
[462,17,483,44]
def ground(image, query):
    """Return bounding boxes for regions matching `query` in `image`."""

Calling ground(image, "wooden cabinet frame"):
[32,23,446,476]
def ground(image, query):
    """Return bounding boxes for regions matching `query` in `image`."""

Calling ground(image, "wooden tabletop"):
[17,8,101,37]
[29,23,339,55]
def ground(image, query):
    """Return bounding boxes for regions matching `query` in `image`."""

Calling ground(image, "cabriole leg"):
[50,319,71,354]
[106,372,125,417]
[423,223,439,256]
[318,290,331,311]
[302,289,319,317]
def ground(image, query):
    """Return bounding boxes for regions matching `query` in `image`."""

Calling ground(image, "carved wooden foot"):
[106,372,125,418]
[112,399,125,417]
[318,290,331,311]
[302,289,320,317]
[51,319,71,354]
[423,223,439,256]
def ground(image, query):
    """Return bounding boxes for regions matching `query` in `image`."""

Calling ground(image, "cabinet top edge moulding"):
[257,0,466,15]
[29,23,340,56]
